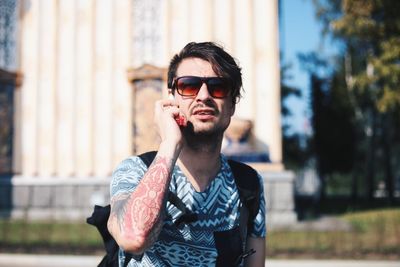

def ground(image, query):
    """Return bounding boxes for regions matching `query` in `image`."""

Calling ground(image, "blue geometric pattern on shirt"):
[155,240,217,266]
[111,154,266,267]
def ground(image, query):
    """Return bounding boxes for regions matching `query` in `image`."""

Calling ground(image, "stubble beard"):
[182,122,226,153]
[183,100,231,152]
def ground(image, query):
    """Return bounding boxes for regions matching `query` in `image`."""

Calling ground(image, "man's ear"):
[230,103,236,116]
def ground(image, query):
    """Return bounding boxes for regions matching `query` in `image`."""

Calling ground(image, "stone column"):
[254,0,282,165]
[111,0,132,169]
[169,0,190,56]
[36,0,57,176]
[189,0,213,42]
[212,0,233,48]
[20,0,40,176]
[75,0,94,177]
[127,65,167,155]
[92,0,113,177]
[56,0,76,177]
[19,0,133,178]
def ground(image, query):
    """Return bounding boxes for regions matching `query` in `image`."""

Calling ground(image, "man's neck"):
[178,144,222,192]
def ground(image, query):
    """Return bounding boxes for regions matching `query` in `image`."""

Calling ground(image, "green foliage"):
[281,63,302,118]
[308,0,400,200]
[315,0,400,112]
[280,60,309,170]
[372,37,400,112]
[311,73,356,175]
[282,133,312,171]
[0,220,102,253]
[343,208,400,233]
[280,62,302,127]
[325,172,353,195]
[268,208,400,259]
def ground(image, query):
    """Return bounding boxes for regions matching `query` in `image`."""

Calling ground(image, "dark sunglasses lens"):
[207,78,229,98]
[176,77,202,96]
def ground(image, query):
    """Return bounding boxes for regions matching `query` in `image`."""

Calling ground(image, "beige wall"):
[16,0,282,178]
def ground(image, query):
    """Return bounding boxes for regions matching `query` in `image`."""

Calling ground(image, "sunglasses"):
[172,76,231,98]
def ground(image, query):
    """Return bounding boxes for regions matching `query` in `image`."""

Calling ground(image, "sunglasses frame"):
[172,76,231,99]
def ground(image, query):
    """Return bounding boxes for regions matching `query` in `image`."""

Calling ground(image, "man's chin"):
[191,124,217,134]
[183,121,217,136]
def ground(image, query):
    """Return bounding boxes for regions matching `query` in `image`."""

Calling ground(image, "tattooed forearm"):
[110,156,173,249]
[109,193,131,231]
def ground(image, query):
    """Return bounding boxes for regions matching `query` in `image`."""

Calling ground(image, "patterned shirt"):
[110,154,266,267]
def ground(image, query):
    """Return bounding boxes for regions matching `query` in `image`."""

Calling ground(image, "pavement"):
[266,259,400,267]
[0,254,100,267]
[0,254,399,267]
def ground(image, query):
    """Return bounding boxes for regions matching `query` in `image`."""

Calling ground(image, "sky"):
[280,0,337,135]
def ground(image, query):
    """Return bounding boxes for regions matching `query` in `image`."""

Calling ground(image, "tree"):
[312,0,400,201]
[298,52,356,198]
[280,62,311,170]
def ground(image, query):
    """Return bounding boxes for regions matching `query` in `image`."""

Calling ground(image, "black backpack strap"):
[87,205,120,267]
[168,191,198,226]
[122,254,132,267]
[228,160,260,265]
[138,150,158,167]
[228,160,260,231]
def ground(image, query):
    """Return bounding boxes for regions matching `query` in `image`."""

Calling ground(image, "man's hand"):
[154,98,186,148]
[244,237,265,267]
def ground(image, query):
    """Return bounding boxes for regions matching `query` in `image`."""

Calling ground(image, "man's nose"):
[195,83,211,100]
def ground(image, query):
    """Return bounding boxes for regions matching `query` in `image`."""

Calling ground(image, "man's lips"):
[193,108,215,115]
[192,108,216,120]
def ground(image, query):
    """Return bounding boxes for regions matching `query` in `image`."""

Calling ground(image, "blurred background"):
[0,0,399,262]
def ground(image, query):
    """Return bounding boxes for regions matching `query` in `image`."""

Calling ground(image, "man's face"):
[174,57,235,136]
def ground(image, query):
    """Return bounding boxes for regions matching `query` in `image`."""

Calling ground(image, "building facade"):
[0,0,296,227]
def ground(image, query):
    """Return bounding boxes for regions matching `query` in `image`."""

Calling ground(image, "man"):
[107,42,266,267]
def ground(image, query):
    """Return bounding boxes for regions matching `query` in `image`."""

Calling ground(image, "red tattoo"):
[124,156,171,240]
